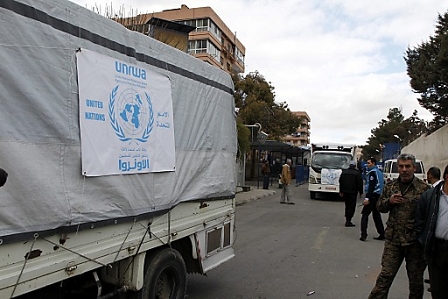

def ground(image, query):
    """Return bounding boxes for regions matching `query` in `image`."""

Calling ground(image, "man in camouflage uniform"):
[368,153,430,299]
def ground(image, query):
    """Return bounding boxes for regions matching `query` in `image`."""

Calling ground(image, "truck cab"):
[308,143,355,199]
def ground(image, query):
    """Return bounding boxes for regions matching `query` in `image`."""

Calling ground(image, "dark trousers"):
[262,175,270,189]
[360,194,384,238]
[343,192,357,222]
[428,240,448,299]
[369,241,426,299]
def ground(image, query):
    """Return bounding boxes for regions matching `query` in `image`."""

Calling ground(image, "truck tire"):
[310,191,316,199]
[138,248,187,299]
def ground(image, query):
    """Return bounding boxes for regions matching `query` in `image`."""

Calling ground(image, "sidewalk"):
[235,180,308,206]
[235,179,280,205]
[235,186,277,206]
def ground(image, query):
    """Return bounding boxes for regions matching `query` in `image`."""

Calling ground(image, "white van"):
[383,159,426,183]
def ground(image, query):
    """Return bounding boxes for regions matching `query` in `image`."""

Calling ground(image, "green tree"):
[236,119,250,161]
[233,71,302,140]
[362,108,427,160]
[405,11,448,131]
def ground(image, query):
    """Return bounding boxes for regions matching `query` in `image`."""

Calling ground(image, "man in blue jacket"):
[360,157,385,241]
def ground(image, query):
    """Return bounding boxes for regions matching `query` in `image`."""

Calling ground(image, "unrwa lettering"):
[115,61,147,80]
[119,159,150,172]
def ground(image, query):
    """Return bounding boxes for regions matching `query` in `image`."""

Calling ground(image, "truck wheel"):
[310,191,316,199]
[138,248,187,299]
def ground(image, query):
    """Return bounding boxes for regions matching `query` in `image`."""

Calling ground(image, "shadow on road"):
[310,192,345,202]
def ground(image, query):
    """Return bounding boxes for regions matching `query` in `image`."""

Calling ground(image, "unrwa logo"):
[108,86,154,142]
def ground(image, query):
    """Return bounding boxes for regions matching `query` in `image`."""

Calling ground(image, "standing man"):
[368,153,430,299]
[416,165,448,299]
[427,166,442,187]
[280,159,294,204]
[360,157,385,241]
[261,160,271,190]
[339,161,363,227]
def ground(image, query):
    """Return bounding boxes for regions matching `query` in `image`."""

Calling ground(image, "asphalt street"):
[186,182,432,299]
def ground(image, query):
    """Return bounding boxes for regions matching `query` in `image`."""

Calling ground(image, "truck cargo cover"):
[0,0,237,242]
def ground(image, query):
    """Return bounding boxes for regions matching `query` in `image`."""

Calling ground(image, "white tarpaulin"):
[0,0,237,241]
[77,49,175,176]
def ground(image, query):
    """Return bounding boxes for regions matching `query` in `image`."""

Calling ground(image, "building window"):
[181,20,193,27]
[234,47,245,65]
[188,39,221,63]
[188,39,207,53]
[179,18,221,41]
[208,41,221,63]
[227,43,233,55]
[196,18,208,31]
[209,20,221,40]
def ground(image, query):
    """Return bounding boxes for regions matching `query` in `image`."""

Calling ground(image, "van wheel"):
[137,248,187,299]
[310,192,316,199]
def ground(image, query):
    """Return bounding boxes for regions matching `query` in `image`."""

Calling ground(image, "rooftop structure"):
[116,5,245,74]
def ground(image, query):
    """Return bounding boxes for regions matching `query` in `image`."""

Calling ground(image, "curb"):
[235,190,276,206]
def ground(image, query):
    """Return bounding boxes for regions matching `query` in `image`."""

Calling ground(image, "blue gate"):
[295,165,309,185]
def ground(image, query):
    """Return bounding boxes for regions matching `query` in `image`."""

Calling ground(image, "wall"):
[401,124,448,173]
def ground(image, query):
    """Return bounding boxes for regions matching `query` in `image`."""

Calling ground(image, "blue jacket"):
[365,165,384,197]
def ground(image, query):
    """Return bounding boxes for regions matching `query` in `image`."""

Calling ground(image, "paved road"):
[186,184,431,299]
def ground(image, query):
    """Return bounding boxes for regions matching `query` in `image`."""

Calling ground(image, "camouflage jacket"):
[377,176,430,245]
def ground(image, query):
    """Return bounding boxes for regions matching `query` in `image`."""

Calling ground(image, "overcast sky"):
[70,0,448,145]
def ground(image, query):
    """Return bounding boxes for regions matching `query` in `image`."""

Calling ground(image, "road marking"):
[312,227,329,250]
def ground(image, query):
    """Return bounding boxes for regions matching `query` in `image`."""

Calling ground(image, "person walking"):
[261,160,271,190]
[280,159,294,204]
[416,165,448,299]
[360,157,385,241]
[339,160,363,227]
[368,153,430,299]
[426,166,442,188]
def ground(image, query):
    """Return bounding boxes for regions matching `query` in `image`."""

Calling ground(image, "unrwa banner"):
[76,49,175,176]
[321,168,342,185]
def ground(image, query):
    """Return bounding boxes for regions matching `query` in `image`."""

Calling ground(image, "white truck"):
[308,143,356,199]
[0,1,237,298]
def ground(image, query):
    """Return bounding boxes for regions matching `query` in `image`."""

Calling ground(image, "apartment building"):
[283,111,311,146]
[116,4,245,74]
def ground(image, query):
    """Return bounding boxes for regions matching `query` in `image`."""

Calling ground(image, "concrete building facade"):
[283,111,311,146]
[401,124,448,175]
[117,5,245,74]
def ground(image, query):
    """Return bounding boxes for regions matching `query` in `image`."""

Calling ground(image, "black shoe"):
[280,202,287,204]
[345,222,355,227]
[373,235,385,240]
[288,202,295,205]
[359,237,366,241]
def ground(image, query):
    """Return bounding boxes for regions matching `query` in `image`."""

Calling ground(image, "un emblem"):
[108,86,154,142]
